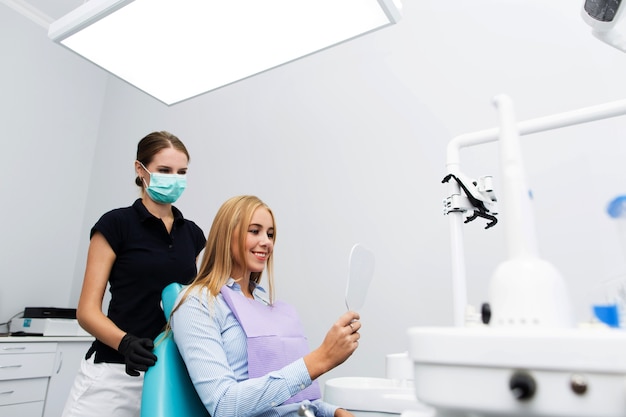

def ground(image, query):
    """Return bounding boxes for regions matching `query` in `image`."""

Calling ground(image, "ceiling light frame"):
[49,0,402,106]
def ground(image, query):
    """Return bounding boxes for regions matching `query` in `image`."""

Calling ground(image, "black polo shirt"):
[89,199,205,363]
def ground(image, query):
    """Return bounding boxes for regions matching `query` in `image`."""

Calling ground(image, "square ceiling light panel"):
[49,0,402,106]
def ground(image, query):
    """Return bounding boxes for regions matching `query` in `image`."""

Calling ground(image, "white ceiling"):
[25,0,84,19]
[2,0,85,27]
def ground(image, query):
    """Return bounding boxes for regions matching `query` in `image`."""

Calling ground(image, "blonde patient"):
[170,195,361,417]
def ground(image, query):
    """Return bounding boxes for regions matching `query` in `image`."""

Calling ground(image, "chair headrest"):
[162,282,184,318]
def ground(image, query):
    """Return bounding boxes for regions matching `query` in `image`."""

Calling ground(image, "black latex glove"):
[117,333,157,377]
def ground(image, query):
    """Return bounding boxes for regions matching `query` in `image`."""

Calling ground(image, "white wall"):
[3,0,626,389]
[0,6,107,327]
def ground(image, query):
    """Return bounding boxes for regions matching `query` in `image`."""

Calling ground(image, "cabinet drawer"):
[0,343,57,355]
[0,400,45,417]
[0,377,49,406]
[0,353,56,380]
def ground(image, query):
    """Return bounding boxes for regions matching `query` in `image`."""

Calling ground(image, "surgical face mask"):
[139,162,187,204]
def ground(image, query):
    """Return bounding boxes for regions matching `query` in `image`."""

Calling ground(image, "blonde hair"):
[177,195,276,314]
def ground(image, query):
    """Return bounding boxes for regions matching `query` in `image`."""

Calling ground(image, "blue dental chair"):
[140,283,210,417]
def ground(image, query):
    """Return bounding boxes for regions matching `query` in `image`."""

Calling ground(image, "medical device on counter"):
[582,0,626,52]
[407,95,626,417]
[9,307,89,336]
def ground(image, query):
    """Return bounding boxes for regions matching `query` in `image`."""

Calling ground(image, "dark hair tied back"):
[134,131,190,187]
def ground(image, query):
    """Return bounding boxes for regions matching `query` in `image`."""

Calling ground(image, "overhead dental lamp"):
[47,0,401,106]
[582,0,626,52]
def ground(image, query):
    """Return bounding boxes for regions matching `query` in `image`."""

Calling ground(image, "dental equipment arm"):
[442,172,498,229]
[446,97,626,326]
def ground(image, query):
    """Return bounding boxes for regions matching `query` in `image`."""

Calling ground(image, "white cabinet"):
[0,337,93,417]
[0,342,56,416]
[0,378,49,410]
[43,340,92,417]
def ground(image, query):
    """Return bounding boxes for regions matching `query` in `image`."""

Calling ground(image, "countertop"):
[0,334,94,342]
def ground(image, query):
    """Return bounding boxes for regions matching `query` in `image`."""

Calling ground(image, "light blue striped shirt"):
[170,280,339,417]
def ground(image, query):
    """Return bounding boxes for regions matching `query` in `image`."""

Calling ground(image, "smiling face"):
[231,207,275,280]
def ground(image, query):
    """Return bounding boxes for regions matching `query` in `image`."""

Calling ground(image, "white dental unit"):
[408,94,626,417]
[325,2,626,416]
[326,96,626,417]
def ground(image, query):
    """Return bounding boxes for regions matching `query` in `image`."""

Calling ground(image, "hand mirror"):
[345,243,375,311]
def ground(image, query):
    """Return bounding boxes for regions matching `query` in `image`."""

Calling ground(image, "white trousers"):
[61,355,144,417]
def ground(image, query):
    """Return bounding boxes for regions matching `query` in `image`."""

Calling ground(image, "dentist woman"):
[62,131,206,417]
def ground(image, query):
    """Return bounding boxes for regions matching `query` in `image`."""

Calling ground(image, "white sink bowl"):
[324,376,434,416]
[407,326,626,417]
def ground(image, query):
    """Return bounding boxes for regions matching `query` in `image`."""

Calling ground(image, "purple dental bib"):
[220,285,321,404]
